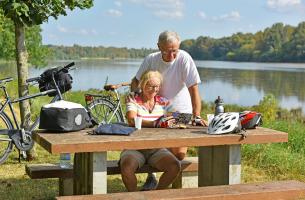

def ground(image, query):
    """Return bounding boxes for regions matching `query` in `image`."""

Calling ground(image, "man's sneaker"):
[141,173,158,191]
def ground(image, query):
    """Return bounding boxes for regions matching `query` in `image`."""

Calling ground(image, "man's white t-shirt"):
[135,50,201,113]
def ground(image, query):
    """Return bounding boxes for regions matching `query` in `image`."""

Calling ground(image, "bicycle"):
[0,62,75,164]
[84,81,130,125]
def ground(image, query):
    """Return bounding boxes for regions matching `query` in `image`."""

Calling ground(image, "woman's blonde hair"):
[138,70,163,90]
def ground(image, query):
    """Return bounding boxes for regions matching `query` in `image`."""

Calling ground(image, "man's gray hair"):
[158,31,181,45]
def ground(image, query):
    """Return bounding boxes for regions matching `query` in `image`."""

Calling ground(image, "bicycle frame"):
[106,89,124,123]
[0,84,60,132]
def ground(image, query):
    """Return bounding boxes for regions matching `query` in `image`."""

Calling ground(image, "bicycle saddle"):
[104,82,130,91]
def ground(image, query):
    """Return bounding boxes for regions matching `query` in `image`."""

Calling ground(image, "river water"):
[25,59,305,114]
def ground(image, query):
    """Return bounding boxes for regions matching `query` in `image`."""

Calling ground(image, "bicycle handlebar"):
[26,62,75,84]
[58,62,75,73]
[0,77,13,84]
[26,76,40,83]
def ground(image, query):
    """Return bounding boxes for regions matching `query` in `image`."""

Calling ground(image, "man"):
[131,30,206,190]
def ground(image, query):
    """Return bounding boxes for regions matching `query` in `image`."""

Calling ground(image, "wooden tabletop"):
[33,127,288,154]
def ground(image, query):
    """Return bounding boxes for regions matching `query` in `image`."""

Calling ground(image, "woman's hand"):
[154,116,175,128]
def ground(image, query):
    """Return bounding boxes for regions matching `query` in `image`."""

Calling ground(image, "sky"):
[41,0,305,49]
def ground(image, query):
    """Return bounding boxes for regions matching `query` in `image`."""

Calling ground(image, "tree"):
[0,11,50,66]
[284,22,305,61]
[0,0,93,159]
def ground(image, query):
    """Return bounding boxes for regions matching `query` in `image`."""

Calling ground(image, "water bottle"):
[214,96,224,115]
[59,153,71,168]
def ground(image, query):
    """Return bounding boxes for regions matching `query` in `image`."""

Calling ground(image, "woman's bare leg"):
[120,155,139,192]
[169,147,188,160]
[154,155,181,190]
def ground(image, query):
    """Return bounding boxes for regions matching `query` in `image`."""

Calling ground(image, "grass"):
[242,120,305,182]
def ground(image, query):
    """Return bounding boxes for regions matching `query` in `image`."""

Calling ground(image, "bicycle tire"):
[88,98,125,124]
[0,111,14,165]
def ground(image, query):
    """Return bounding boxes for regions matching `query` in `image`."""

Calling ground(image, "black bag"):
[38,67,73,97]
[39,100,91,132]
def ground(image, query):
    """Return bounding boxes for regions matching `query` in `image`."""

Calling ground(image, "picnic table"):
[33,126,288,195]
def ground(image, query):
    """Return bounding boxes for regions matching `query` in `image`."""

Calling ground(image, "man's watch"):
[194,116,202,123]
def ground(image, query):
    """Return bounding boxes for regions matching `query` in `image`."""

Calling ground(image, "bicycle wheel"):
[0,112,14,164]
[88,98,124,124]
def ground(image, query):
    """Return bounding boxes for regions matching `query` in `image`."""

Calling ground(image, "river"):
[23,59,305,114]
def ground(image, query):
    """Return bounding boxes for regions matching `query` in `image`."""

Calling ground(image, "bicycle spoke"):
[0,112,14,164]
[88,98,124,125]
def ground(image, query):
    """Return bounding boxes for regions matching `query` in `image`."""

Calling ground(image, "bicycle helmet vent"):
[208,112,241,134]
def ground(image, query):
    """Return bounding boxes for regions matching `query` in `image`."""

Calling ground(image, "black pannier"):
[38,67,73,96]
[39,100,92,132]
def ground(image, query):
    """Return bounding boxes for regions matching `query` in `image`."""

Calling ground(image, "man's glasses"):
[161,49,179,56]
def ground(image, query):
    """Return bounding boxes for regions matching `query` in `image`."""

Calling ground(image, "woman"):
[120,70,181,192]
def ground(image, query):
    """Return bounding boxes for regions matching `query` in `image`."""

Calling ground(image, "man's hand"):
[126,89,141,103]
[192,116,208,127]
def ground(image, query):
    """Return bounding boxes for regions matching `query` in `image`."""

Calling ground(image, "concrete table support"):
[198,144,241,186]
[73,152,107,195]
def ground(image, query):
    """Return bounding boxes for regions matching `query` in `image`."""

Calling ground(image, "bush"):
[255,94,278,121]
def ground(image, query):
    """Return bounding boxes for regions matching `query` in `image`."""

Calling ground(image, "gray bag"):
[39,100,91,132]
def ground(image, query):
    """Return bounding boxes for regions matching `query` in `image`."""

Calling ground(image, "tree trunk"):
[15,22,36,160]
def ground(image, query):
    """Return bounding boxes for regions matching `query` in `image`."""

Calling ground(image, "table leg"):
[198,144,241,186]
[73,151,107,195]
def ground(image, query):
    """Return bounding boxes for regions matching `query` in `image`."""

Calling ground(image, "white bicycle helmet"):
[208,112,241,134]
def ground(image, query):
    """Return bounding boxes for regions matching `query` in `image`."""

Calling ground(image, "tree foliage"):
[180,22,305,62]
[0,0,93,26]
[47,44,156,60]
[46,22,305,62]
[0,11,49,66]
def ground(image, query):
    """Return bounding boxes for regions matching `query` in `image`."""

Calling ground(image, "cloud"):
[107,9,123,17]
[154,10,183,19]
[198,11,207,19]
[57,25,98,36]
[57,25,68,33]
[212,11,241,21]
[114,1,122,7]
[128,0,184,19]
[267,0,303,12]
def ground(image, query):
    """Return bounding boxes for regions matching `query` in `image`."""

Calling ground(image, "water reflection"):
[198,67,305,101]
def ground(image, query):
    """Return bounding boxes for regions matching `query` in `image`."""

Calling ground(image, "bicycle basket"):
[38,67,73,97]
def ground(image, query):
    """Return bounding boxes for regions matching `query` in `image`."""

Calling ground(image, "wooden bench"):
[55,180,305,200]
[25,157,198,196]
